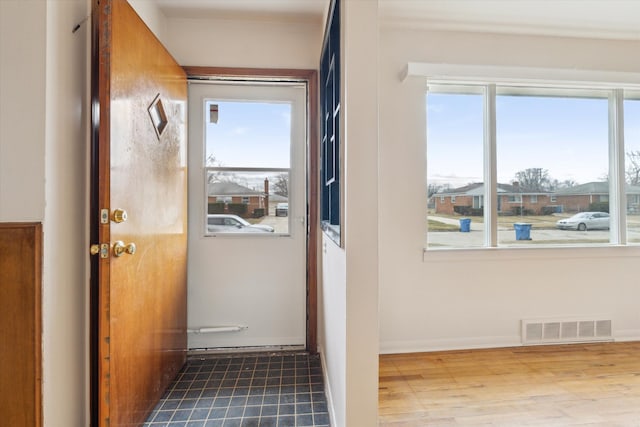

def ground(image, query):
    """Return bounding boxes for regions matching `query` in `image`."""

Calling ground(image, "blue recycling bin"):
[514,223,532,240]
[459,218,471,232]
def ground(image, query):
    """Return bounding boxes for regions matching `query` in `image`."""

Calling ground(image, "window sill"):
[321,221,341,247]
[423,243,640,263]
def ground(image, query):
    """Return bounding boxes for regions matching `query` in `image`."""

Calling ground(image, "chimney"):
[513,181,520,191]
[264,178,269,216]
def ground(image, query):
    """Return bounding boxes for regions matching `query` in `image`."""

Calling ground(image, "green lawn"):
[428,211,640,231]
[427,219,459,231]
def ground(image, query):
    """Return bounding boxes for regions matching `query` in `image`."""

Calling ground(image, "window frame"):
[426,80,640,250]
[508,195,522,204]
[193,82,306,238]
[320,0,342,246]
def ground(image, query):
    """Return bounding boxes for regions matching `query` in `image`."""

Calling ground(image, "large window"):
[427,82,639,250]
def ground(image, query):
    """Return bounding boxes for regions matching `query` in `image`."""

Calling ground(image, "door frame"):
[184,66,319,353]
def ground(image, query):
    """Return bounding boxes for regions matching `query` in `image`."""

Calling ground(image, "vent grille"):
[522,318,612,345]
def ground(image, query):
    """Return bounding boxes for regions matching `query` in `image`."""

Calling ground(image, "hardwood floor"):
[379,342,640,426]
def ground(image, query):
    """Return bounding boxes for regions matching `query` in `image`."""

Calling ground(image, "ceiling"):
[155,0,329,22]
[380,0,640,40]
[156,0,640,40]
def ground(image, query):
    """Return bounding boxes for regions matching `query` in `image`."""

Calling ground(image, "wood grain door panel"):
[92,1,188,425]
[0,223,42,427]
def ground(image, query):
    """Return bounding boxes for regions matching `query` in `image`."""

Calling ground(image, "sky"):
[204,100,293,192]
[427,91,640,188]
[206,100,292,169]
[203,92,640,191]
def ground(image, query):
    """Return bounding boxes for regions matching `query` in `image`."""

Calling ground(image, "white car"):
[556,212,609,231]
[207,214,274,233]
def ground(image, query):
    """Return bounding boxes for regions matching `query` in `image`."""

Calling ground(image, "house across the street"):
[432,181,640,216]
[208,180,269,218]
[432,182,555,216]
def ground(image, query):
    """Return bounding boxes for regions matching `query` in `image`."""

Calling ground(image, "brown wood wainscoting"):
[0,222,42,427]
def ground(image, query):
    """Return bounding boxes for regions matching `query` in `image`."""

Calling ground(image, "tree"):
[514,168,551,191]
[598,172,610,183]
[626,150,640,185]
[206,154,236,184]
[272,173,289,197]
[427,183,443,199]
[550,178,577,190]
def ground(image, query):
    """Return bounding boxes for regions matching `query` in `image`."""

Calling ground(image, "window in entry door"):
[204,100,292,235]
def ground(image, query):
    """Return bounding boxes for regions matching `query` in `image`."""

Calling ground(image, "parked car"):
[275,202,289,217]
[556,212,609,231]
[207,214,274,233]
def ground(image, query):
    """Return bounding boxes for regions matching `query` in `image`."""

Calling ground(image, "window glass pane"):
[206,170,289,234]
[426,86,484,249]
[496,90,609,246]
[205,101,291,168]
[204,99,291,235]
[624,96,640,243]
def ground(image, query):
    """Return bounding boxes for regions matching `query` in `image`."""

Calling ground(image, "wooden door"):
[91,1,188,425]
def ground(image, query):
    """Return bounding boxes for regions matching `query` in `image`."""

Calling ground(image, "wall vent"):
[522,318,612,345]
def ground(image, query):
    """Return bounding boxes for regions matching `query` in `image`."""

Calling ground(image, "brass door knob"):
[113,241,136,257]
[112,208,128,223]
[125,242,136,255]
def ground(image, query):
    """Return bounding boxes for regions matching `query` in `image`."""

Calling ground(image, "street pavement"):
[427,216,636,247]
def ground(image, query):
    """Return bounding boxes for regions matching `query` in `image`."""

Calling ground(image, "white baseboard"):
[612,329,640,342]
[379,335,521,354]
[380,331,640,354]
[317,345,337,427]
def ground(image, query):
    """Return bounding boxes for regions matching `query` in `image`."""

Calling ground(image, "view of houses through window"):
[427,84,640,249]
[205,100,291,235]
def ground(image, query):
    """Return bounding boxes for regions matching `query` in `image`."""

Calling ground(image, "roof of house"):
[436,182,550,196]
[555,181,640,195]
[208,181,264,197]
[269,194,287,203]
[434,180,640,198]
[554,181,608,195]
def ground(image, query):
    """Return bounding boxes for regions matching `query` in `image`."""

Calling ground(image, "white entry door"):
[187,81,307,350]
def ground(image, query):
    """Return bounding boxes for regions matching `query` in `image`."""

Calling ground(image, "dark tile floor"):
[144,353,331,427]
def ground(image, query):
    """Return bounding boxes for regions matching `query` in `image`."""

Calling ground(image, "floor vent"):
[522,318,613,345]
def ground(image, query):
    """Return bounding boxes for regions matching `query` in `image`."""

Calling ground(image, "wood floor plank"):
[379,342,640,426]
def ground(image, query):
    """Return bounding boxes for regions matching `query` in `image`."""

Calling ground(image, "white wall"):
[0,0,46,221]
[128,0,168,45]
[379,27,640,353]
[43,1,90,425]
[165,17,323,68]
[319,234,346,426]
[0,0,89,425]
[342,1,379,426]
